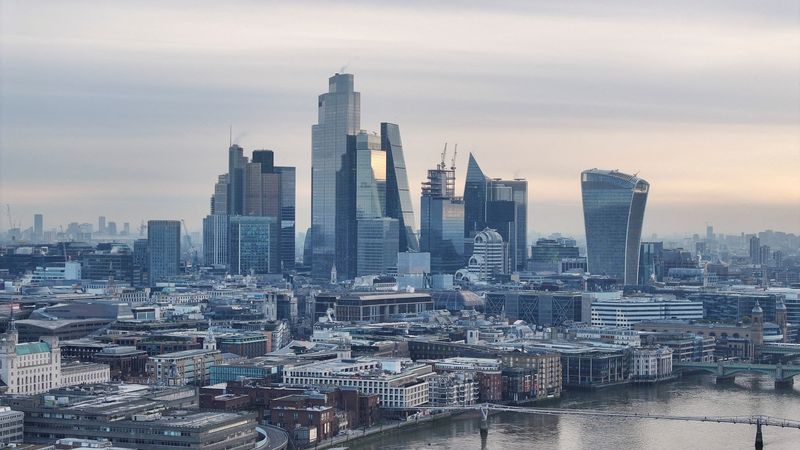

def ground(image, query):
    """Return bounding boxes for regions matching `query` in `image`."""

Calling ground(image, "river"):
[348,374,800,450]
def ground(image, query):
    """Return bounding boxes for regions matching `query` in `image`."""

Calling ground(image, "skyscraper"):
[382,122,419,253]
[33,214,43,243]
[228,216,279,275]
[581,169,649,285]
[420,154,465,274]
[98,216,106,235]
[463,153,528,271]
[147,220,181,285]
[205,146,295,272]
[311,73,360,280]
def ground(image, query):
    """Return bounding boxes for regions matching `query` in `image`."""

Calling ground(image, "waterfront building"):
[631,346,673,382]
[147,220,181,285]
[572,326,642,347]
[581,169,649,284]
[561,348,631,389]
[282,357,432,408]
[428,372,479,407]
[500,351,563,398]
[420,153,465,274]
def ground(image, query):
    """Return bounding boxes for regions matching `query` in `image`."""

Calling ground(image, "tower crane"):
[451,144,458,171]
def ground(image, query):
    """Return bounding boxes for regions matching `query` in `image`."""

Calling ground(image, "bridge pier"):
[774,377,794,389]
[755,420,763,450]
[715,375,735,385]
[479,405,489,439]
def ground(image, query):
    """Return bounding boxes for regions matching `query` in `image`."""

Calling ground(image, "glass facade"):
[356,217,400,276]
[581,169,649,284]
[311,73,361,280]
[275,166,296,270]
[464,153,487,238]
[638,241,664,284]
[382,122,419,252]
[421,163,465,274]
[229,216,278,275]
[202,214,229,267]
[147,220,181,286]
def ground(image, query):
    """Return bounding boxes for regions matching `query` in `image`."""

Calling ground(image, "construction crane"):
[439,143,448,170]
[451,144,458,171]
[5,204,13,231]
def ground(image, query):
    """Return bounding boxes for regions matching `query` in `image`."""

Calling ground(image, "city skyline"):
[2,1,799,237]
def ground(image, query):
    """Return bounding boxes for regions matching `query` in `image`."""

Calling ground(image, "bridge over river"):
[674,362,800,387]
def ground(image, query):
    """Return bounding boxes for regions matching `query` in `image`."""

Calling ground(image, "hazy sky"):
[1,0,798,238]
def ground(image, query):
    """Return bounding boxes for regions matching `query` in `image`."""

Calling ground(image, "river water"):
[349,374,800,450]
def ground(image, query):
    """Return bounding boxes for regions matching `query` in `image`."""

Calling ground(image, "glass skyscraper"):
[147,220,181,286]
[382,122,419,253]
[463,153,528,271]
[420,158,465,274]
[311,73,361,280]
[229,216,278,275]
[581,169,649,285]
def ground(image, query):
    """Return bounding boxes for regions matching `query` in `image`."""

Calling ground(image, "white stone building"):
[632,346,673,382]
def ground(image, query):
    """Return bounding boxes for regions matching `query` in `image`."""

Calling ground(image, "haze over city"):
[1,0,798,236]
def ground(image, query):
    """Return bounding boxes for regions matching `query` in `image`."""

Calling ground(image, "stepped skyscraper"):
[581,169,649,285]
[311,73,418,280]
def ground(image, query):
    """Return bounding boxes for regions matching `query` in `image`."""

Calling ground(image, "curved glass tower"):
[581,169,649,285]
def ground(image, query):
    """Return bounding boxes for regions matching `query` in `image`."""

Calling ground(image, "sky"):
[1,0,798,238]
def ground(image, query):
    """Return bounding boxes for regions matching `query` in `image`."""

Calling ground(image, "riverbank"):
[315,410,468,450]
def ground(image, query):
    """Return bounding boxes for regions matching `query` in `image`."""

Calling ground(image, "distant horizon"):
[2,1,798,237]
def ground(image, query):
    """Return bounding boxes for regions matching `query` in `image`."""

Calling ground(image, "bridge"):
[395,403,800,450]
[674,361,800,387]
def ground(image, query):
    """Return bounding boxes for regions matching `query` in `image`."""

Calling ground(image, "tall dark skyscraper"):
[205,146,295,273]
[147,220,181,286]
[33,214,43,243]
[311,73,360,280]
[581,169,649,285]
[420,153,465,274]
[463,153,528,271]
[382,122,419,253]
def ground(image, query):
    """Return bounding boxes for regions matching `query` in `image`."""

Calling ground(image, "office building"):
[147,220,180,285]
[132,238,148,287]
[311,73,361,280]
[420,152,465,274]
[79,244,134,285]
[589,297,704,328]
[638,241,664,284]
[33,213,43,243]
[0,407,23,445]
[0,324,61,395]
[463,154,528,271]
[98,216,106,235]
[485,292,585,326]
[228,216,279,275]
[382,122,419,253]
[456,228,509,282]
[530,237,580,272]
[202,214,229,267]
[581,169,649,284]
[283,358,432,408]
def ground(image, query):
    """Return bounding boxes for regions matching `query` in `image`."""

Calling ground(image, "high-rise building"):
[420,155,465,274]
[638,241,664,284]
[382,122,419,253]
[309,75,416,280]
[122,222,130,235]
[311,73,361,280]
[202,215,229,267]
[228,216,279,275]
[132,238,148,287]
[530,238,580,273]
[463,154,527,271]
[147,220,181,285]
[107,221,117,236]
[98,216,106,235]
[205,146,295,272]
[33,214,43,243]
[749,235,761,264]
[581,169,649,285]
